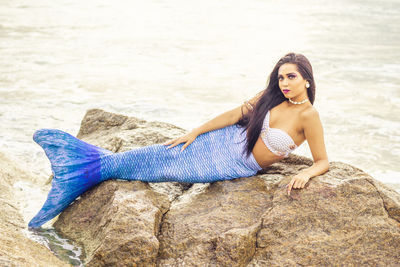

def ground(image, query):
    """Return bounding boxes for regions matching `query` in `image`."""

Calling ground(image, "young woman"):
[29,52,329,228]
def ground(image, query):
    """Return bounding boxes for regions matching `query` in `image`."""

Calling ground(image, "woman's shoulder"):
[300,105,320,124]
[299,105,320,123]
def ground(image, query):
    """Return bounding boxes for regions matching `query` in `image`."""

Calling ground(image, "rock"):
[54,108,184,266]
[157,178,271,266]
[249,161,400,266]
[54,109,400,266]
[0,152,69,267]
[54,180,170,267]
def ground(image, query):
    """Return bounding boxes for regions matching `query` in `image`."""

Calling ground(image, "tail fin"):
[28,129,112,228]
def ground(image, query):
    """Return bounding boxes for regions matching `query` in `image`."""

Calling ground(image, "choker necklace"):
[288,98,308,105]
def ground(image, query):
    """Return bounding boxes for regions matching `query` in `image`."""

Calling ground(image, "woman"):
[28,52,329,229]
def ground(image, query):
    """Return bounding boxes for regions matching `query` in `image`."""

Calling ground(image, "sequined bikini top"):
[260,110,297,157]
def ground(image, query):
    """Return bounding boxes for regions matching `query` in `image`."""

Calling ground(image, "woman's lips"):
[283,89,290,94]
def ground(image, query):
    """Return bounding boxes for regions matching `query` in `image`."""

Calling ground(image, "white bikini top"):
[260,110,297,157]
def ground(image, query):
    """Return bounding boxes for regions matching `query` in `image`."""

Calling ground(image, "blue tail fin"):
[28,129,112,228]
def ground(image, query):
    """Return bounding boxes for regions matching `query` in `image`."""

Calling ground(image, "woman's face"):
[277,63,308,100]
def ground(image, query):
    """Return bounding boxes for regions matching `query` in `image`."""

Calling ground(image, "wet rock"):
[54,180,169,267]
[55,109,400,266]
[0,152,69,267]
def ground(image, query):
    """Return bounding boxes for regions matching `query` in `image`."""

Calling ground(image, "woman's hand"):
[286,173,311,196]
[163,131,199,152]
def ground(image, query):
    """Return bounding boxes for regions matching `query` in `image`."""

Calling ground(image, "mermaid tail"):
[28,129,112,228]
[28,125,262,228]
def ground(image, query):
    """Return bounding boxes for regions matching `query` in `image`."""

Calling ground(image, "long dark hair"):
[237,52,316,157]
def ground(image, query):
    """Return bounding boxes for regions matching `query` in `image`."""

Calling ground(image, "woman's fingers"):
[287,179,306,195]
[164,133,197,151]
[168,141,182,149]
[297,181,303,189]
[163,139,176,146]
[287,178,301,195]
[165,138,182,149]
[287,176,310,196]
[181,139,194,152]
[181,142,189,152]
[287,180,294,195]
[165,137,190,150]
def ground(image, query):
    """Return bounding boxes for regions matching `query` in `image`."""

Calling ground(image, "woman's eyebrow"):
[278,72,297,77]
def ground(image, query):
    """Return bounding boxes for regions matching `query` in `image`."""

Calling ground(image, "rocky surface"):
[249,161,400,266]
[53,109,400,266]
[54,180,170,267]
[0,152,69,267]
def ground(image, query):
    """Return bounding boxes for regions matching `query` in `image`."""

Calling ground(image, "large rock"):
[249,161,400,266]
[54,180,170,267]
[0,152,69,267]
[53,109,186,266]
[54,109,400,266]
[157,178,271,266]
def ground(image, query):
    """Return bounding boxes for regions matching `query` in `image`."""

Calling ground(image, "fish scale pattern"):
[28,125,262,228]
[100,124,262,183]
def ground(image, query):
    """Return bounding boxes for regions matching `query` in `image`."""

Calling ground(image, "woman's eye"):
[278,76,283,81]
[288,75,296,79]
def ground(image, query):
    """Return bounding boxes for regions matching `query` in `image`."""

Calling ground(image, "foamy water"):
[1,0,399,220]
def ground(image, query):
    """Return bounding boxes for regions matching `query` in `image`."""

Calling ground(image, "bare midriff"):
[248,102,311,168]
[251,136,285,168]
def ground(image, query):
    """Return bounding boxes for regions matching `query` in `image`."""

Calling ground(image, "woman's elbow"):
[230,106,245,124]
[315,158,329,173]
[322,159,330,173]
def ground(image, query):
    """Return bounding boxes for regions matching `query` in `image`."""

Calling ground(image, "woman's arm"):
[193,90,264,136]
[164,90,263,151]
[286,108,329,196]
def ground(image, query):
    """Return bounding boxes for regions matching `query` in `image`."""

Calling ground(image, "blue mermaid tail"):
[28,125,262,228]
[28,129,113,228]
